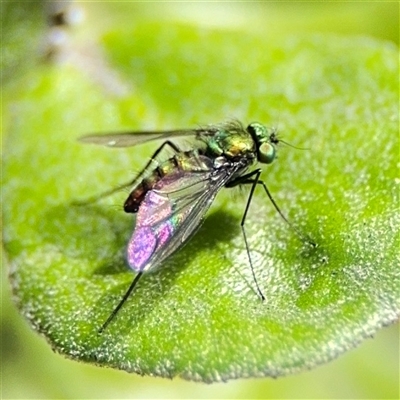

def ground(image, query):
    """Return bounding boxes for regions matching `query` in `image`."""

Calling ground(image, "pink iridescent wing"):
[126,156,238,272]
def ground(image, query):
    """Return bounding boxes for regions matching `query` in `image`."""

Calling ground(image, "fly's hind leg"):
[98,271,144,334]
[73,140,181,206]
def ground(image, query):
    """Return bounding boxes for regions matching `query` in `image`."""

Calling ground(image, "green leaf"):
[3,21,399,383]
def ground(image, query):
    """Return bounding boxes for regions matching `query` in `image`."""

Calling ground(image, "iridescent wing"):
[79,120,245,148]
[79,128,219,148]
[126,156,240,272]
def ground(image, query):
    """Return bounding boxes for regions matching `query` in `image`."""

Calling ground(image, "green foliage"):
[2,21,399,383]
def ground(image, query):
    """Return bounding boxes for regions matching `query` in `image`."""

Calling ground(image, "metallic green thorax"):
[202,121,277,165]
[203,124,256,161]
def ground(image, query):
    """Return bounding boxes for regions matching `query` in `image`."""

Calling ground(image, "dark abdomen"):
[124,149,208,213]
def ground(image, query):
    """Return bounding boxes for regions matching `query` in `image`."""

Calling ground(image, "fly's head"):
[247,122,279,165]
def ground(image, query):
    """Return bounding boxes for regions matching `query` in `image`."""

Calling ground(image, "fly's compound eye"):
[247,123,265,141]
[258,142,276,164]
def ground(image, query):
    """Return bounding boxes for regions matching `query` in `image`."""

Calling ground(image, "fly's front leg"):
[228,169,316,246]
[73,140,181,206]
[226,168,316,300]
[226,169,266,300]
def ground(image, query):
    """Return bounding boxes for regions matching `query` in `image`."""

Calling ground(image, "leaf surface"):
[3,23,399,382]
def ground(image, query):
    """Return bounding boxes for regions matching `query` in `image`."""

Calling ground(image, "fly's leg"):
[226,169,316,300]
[98,271,144,333]
[73,141,181,206]
[226,169,266,300]
[228,169,316,246]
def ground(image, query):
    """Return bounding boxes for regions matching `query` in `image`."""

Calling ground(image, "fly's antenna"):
[269,100,310,151]
[279,139,310,151]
